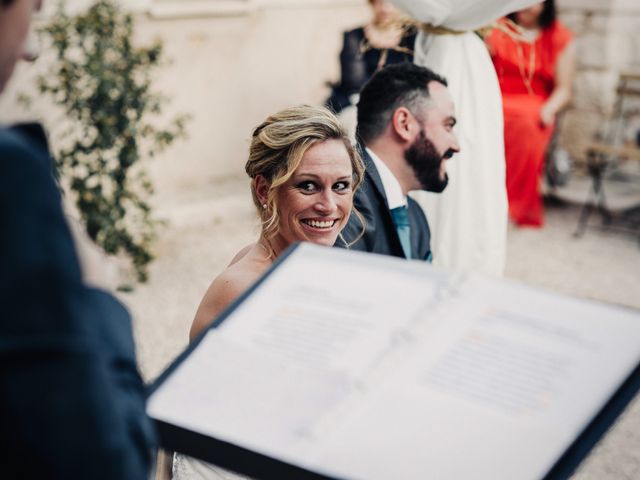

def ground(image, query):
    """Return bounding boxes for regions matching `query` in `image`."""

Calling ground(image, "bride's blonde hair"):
[246,105,365,244]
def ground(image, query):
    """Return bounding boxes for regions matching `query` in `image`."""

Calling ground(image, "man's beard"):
[404,130,450,193]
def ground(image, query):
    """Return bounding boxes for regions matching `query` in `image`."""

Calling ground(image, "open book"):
[148,243,640,480]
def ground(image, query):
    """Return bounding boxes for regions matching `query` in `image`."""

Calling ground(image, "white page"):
[148,244,640,479]
[148,245,448,474]
[308,275,640,479]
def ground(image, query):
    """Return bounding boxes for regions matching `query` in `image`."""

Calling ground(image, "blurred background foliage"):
[38,0,189,282]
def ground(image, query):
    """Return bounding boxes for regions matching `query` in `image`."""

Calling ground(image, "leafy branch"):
[38,0,189,282]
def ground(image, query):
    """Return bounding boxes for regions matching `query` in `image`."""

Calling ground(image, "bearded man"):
[337,62,459,261]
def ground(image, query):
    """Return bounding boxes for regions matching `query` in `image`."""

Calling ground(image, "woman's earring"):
[262,203,267,210]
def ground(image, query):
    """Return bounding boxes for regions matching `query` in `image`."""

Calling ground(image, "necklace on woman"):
[515,38,536,96]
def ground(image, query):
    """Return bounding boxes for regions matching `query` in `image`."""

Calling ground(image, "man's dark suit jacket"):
[0,124,155,479]
[338,148,432,260]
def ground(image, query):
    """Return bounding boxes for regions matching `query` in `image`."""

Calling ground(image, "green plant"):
[38,0,188,282]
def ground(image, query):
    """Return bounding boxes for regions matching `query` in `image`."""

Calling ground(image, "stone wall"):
[558,0,640,160]
[0,0,370,195]
[2,0,638,193]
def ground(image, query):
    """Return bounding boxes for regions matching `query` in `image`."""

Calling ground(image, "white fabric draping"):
[392,0,539,31]
[392,0,538,276]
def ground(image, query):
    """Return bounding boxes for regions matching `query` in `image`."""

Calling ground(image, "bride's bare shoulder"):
[208,260,261,305]
[228,243,255,266]
[190,245,269,340]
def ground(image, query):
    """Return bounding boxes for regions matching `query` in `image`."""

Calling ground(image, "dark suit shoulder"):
[0,126,58,205]
[0,126,156,478]
[0,126,81,302]
[344,26,365,41]
[407,196,428,227]
[407,196,431,261]
[0,123,51,163]
[341,27,365,60]
[337,200,366,251]
[338,167,403,257]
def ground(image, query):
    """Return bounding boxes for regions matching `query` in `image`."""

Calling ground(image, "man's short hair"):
[356,63,448,145]
[1,0,16,6]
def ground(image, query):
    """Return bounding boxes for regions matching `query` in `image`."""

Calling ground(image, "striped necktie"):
[389,205,411,259]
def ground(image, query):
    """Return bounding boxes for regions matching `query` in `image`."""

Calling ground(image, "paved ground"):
[119,174,640,479]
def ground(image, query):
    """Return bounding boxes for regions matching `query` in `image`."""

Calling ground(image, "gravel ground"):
[120,175,640,479]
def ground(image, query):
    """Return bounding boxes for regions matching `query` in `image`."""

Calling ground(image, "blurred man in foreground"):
[0,0,155,477]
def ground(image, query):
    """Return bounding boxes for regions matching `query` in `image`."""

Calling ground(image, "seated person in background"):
[189,105,364,341]
[325,0,416,115]
[336,63,460,261]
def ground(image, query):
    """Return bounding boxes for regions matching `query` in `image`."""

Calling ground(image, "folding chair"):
[574,72,640,240]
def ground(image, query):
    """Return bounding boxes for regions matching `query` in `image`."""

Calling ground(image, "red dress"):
[487,20,573,226]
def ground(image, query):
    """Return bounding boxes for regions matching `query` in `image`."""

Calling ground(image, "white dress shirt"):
[365,147,407,210]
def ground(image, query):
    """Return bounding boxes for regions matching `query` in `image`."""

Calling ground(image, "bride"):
[189,104,364,339]
[176,105,364,479]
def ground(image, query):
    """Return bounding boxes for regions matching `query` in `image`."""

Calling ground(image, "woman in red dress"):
[487,1,575,226]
